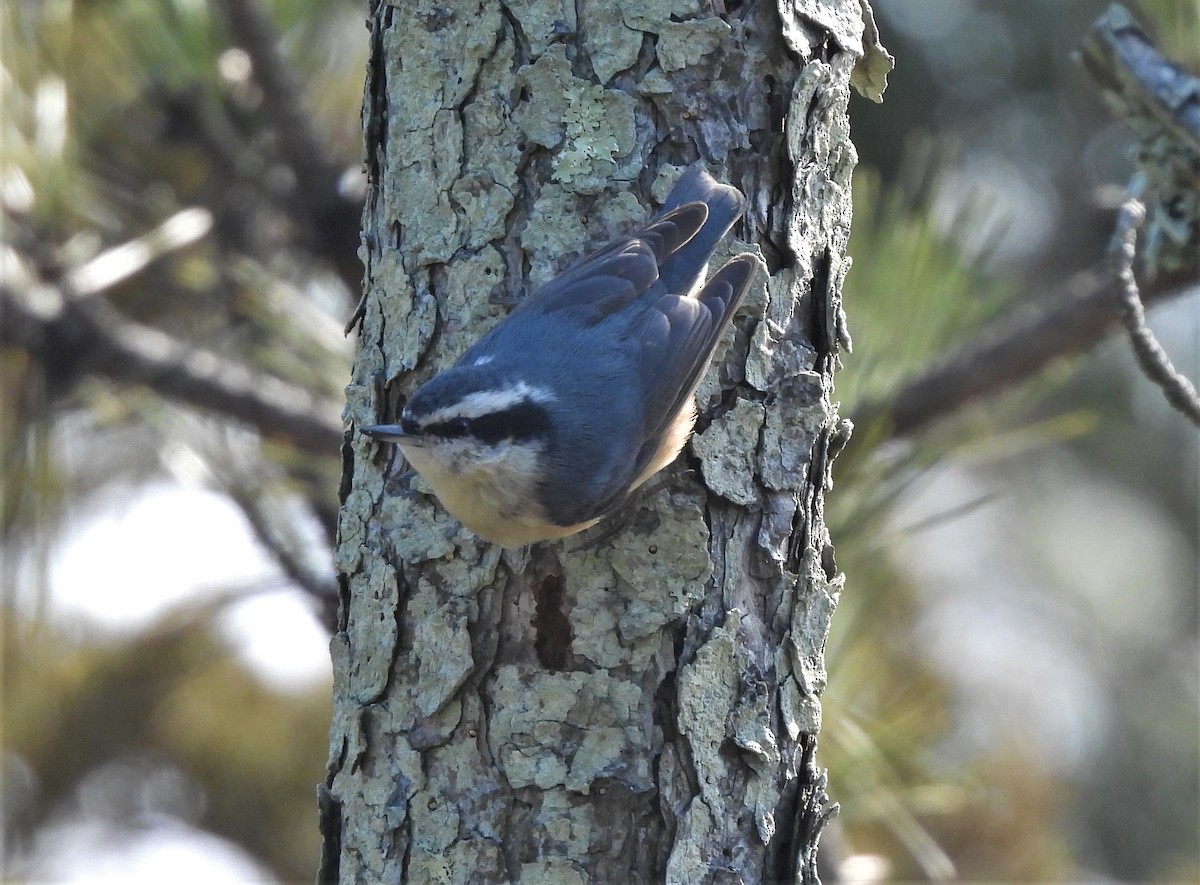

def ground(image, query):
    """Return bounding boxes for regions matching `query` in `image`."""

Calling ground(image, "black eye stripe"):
[426,402,551,444]
[428,417,472,438]
[471,411,526,445]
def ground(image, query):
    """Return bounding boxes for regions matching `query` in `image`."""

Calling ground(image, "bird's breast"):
[398,440,584,546]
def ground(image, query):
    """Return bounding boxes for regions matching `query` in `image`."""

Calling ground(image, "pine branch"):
[2,276,344,456]
[850,264,1196,437]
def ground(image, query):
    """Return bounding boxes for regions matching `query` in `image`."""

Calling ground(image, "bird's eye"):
[429,416,472,438]
[469,412,512,445]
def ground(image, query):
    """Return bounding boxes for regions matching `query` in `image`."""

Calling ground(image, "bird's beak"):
[360,423,418,445]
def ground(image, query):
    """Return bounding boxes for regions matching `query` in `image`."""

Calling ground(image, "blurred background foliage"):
[1,0,1196,882]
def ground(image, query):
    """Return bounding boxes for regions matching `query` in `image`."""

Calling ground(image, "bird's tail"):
[656,164,747,295]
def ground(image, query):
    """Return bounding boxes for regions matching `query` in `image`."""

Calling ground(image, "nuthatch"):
[362,165,762,547]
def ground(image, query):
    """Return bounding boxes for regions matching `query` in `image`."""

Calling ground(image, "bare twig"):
[1110,187,1200,425]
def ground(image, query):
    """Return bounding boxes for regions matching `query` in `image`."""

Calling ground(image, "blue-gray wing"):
[551,253,761,525]
[493,166,746,333]
[510,202,710,323]
[624,253,761,490]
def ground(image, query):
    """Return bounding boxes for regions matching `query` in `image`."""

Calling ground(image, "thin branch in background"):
[212,0,341,200]
[1111,187,1200,425]
[89,298,346,454]
[1,269,344,456]
[67,208,214,295]
[849,265,1197,437]
[211,0,363,293]
[221,474,338,629]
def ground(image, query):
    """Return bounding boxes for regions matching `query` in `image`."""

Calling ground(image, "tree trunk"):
[323,1,883,882]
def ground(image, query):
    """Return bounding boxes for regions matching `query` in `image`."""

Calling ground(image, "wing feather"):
[625,254,761,485]
[510,203,710,319]
[558,253,761,522]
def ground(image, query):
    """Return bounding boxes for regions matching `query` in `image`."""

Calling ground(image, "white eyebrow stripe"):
[423,382,555,424]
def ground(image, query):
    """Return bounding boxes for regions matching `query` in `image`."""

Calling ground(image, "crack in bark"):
[532,567,573,670]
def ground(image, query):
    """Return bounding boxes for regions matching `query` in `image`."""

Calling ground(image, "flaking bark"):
[324,1,884,882]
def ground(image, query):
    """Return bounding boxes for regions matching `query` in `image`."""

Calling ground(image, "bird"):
[361,165,762,547]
